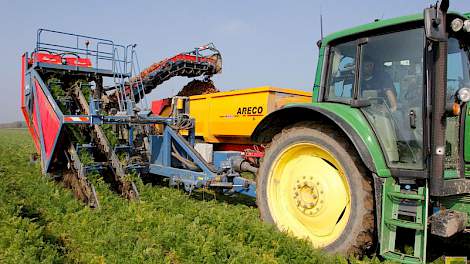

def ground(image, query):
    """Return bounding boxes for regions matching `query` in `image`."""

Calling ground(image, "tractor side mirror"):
[424,0,449,41]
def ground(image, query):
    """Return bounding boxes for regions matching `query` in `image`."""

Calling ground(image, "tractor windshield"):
[358,28,425,170]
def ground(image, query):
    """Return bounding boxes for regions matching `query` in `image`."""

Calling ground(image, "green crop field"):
[0,129,389,264]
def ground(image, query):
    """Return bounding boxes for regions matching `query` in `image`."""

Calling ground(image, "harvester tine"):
[118,180,140,200]
[65,146,101,208]
[62,170,100,208]
[131,181,140,201]
[90,184,100,209]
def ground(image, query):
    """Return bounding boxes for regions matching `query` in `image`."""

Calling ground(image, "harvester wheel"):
[257,122,374,256]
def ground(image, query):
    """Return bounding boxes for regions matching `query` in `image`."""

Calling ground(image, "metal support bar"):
[164,126,217,176]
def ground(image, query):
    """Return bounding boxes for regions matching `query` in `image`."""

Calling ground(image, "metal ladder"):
[128,48,149,111]
[380,177,428,264]
[112,48,133,114]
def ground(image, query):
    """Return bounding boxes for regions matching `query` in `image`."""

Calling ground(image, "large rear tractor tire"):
[257,123,374,256]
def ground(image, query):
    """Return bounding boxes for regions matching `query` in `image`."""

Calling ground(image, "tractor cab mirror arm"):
[424,0,449,42]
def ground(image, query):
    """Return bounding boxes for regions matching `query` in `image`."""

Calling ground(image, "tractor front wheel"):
[257,123,374,256]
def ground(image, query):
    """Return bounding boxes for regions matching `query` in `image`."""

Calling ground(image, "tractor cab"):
[322,4,470,192]
[251,2,470,262]
[326,27,427,170]
[312,1,470,262]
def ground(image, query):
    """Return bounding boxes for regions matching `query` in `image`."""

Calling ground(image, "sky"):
[0,0,468,123]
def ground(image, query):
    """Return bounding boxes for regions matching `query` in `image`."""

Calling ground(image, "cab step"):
[380,177,428,264]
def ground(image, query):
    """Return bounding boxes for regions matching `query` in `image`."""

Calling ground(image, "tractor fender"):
[251,104,378,174]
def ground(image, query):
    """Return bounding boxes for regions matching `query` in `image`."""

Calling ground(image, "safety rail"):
[35,28,134,76]
[187,43,220,60]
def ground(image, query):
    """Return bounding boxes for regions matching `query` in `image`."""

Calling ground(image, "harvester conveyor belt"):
[73,85,140,200]
[126,45,221,103]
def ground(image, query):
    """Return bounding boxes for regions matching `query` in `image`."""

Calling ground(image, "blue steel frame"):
[148,126,256,197]
[149,126,216,188]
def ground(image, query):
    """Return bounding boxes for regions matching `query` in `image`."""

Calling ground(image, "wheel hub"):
[267,142,351,247]
[292,177,324,216]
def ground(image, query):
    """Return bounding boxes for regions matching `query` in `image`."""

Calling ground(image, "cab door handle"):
[409,110,416,129]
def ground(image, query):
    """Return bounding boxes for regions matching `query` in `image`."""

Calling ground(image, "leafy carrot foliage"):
[0,129,388,264]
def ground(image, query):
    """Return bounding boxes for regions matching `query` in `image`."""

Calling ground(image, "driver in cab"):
[360,59,398,111]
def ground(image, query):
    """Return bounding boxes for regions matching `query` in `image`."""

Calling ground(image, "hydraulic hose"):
[231,157,258,174]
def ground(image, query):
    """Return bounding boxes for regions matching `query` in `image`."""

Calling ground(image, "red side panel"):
[35,80,60,160]
[32,53,62,65]
[21,53,40,153]
[64,57,92,67]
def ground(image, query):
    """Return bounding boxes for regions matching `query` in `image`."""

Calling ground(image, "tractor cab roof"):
[322,11,469,47]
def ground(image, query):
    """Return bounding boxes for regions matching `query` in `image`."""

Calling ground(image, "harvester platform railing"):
[34,28,133,77]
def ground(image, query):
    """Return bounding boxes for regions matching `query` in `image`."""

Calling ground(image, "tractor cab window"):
[326,41,357,101]
[358,28,425,170]
[447,37,470,97]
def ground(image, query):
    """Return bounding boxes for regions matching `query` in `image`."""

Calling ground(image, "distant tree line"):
[0,121,27,128]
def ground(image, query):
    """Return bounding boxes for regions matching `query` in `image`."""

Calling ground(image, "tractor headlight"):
[463,20,470,32]
[457,87,470,102]
[451,18,464,32]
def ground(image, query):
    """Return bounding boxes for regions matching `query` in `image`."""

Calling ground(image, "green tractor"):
[252,1,470,262]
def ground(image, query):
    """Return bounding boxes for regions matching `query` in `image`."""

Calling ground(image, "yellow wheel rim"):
[267,142,351,248]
